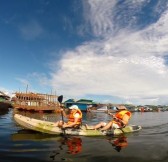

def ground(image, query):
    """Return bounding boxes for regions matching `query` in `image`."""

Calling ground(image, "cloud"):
[83,0,116,37]
[50,0,168,105]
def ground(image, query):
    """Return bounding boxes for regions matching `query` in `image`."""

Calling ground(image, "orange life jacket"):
[112,110,132,126]
[67,109,82,125]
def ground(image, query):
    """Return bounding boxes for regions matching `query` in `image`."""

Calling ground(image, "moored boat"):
[12,92,59,112]
[0,91,12,110]
[14,114,142,136]
[88,105,108,113]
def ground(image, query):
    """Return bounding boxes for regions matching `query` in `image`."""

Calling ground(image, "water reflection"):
[2,109,168,162]
[11,129,60,141]
[0,108,9,116]
[63,137,82,154]
[107,135,128,152]
[50,136,82,160]
[11,129,83,160]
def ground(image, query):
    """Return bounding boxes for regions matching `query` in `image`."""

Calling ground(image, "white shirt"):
[74,113,80,118]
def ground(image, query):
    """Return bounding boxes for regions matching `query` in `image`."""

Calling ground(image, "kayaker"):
[86,105,132,130]
[55,105,83,129]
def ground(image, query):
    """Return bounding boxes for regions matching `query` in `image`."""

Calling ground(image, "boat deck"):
[12,92,60,112]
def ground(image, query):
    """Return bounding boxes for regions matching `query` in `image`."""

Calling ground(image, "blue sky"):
[1,0,168,105]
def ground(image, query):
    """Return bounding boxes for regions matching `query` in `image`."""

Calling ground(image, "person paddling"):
[86,105,132,131]
[55,105,83,129]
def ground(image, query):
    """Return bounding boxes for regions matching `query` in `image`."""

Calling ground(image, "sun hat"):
[69,105,79,110]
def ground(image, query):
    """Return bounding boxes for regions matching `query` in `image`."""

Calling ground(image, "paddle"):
[57,95,64,122]
[58,95,63,104]
[57,95,66,136]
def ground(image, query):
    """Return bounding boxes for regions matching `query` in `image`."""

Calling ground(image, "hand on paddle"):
[60,108,64,112]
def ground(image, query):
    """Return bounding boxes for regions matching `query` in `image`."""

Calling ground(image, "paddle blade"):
[58,95,63,103]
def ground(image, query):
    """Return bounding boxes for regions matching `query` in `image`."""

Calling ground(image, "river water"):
[0,108,168,162]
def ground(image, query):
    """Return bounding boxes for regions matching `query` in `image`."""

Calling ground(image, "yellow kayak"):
[14,114,142,136]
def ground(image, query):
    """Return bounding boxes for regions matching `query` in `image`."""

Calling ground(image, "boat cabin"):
[12,92,59,112]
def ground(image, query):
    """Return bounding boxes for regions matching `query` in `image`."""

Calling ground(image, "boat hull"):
[0,101,12,109]
[14,114,142,136]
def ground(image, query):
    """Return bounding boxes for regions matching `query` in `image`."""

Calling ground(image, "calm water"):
[0,108,168,162]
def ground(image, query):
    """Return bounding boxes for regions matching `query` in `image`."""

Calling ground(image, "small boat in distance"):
[87,105,108,113]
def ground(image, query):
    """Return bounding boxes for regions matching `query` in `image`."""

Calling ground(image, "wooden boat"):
[14,114,142,136]
[12,92,59,112]
[0,91,12,109]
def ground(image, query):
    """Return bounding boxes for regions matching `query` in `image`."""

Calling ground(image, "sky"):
[1,0,168,105]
